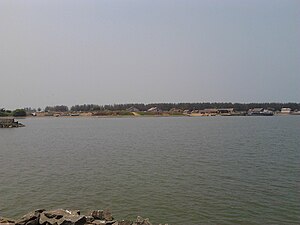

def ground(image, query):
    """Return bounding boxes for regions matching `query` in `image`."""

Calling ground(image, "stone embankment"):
[0,118,25,128]
[0,209,167,225]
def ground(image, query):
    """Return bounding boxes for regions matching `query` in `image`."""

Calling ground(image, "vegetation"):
[45,105,69,112]
[71,104,103,112]
[67,102,300,112]
[0,108,27,117]
[1,102,299,117]
[12,109,27,117]
[115,111,134,116]
[91,110,133,116]
[135,111,162,116]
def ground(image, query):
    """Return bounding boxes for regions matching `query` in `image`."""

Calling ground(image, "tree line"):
[1,102,299,116]
[0,108,26,117]
[44,102,300,112]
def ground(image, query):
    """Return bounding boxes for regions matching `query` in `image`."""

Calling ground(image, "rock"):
[135,217,143,224]
[16,209,45,225]
[35,209,46,214]
[65,211,80,216]
[0,217,15,225]
[43,209,79,219]
[39,212,58,225]
[89,211,103,220]
[91,220,105,225]
[1,209,159,225]
[118,221,132,225]
[85,217,94,224]
[133,217,152,225]
[104,221,116,225]
[60,216,86,225]
[91,219,117,225]
[88,210,112,222]
[39,210,86,225]
[103,210,113,221]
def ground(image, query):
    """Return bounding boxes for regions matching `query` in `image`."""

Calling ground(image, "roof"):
[203,108,219,113]
[147,107,159,111]
[250,108,264,112]
[218,108,234,111]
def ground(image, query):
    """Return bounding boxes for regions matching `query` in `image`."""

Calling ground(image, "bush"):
[12,109,26,117]
[135,111,162,116]
[0,111,11,117]
[115,111,133,116]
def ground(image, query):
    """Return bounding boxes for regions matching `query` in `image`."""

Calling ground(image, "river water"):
[0,116,299,225]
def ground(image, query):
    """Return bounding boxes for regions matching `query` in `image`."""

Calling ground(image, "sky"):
[0,0,299,109]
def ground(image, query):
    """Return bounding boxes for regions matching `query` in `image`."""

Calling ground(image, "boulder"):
[60,216,86,225]
[16,209,45,225]
[89,211,103,220]
[91,220,105,225]
[104,221,116,225]
[0,217,15,225]
[133,217,152,225]
[88,210,112,222]
[39,210,86,225]
[85,216,94,224]
[117,221,132,225]
[103,210,113,221]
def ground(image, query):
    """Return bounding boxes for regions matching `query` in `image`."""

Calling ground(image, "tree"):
[12,109,27,117]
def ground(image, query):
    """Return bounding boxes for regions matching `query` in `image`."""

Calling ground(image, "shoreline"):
[22,113,300,119]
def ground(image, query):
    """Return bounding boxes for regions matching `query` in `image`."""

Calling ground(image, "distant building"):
[183,109,191,114]
[218,108,234,114]
[281,108,291,114]
[291,110,300,115]
[248,108,263,114]
[197,108,218,116]
[126,106,140,112]
[147,107,162,113]
[169,108,183,113]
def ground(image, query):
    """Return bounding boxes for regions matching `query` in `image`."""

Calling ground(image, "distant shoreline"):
[2,103,300,119]
[20,112,300,119]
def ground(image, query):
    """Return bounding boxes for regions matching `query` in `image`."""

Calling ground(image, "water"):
[0,116,299,225]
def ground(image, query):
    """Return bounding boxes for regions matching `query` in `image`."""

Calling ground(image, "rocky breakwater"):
[0,118,25,128]
[0,209,168,225]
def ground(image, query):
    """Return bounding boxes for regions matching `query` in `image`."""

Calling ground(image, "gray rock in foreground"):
[1,210,168,225]
[39,209,86,225]
[0,217,16,225]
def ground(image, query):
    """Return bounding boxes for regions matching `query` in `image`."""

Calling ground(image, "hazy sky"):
[0,0,299,109]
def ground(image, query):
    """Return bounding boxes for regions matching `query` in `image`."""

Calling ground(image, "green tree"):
[12,109,27,117]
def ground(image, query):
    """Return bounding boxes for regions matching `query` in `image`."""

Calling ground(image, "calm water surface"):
[0,116,299,225]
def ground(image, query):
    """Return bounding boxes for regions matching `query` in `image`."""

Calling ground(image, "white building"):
[281,108,291,114]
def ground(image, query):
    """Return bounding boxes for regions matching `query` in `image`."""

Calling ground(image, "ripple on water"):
[0,116,299,225]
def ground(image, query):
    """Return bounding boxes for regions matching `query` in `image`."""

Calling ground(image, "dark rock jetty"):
[0,209,167,225]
